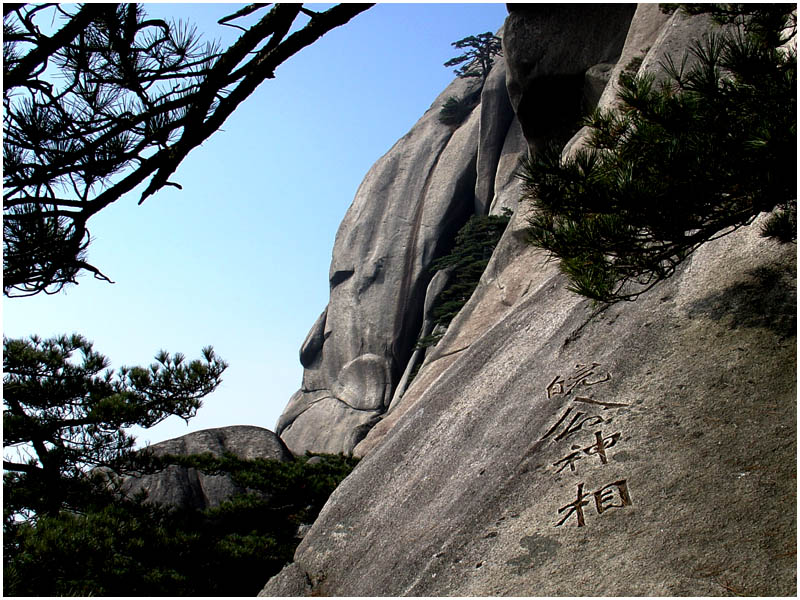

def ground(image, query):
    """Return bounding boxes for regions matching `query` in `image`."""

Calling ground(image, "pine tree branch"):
[4,4,108,91]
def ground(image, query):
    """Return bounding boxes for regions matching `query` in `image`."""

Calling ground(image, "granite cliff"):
[123,5,795,595]
[275,4,640,456]
[260,5,796,595]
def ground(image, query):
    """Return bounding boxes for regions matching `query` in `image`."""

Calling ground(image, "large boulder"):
[123,425,292,510]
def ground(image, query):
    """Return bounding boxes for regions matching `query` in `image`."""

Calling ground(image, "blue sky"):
[3,3,509,448]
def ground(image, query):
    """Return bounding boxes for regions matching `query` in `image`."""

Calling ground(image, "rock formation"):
[123,425,291,510]
[262,4,796,596]
[275,29,540,456]
[276,7,639,456]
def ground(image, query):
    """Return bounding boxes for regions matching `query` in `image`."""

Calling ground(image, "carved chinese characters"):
[541,363,633,528]
[556,480,632,527]
[551,430,621,474]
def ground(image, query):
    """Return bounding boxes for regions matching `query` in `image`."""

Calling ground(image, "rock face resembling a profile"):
[276,6,640,457]
[262,4,796,596]
[276,43,512,456]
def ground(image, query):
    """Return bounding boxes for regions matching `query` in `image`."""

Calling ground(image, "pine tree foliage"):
[4,453,359,596]
[3,334,227,521]
[417,212,511,348]
[520,4,796,303]
[2,330,360,596]
[444,31,502,82]
[438,31,501,126]
[3,3,373,297]
[438,91,481,126]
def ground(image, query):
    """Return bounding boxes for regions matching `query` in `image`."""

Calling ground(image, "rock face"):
[276,35,523,456]
[124,425,291,510]
[503,4,637,150]
[262,4,796,596]
[277,8,639,457]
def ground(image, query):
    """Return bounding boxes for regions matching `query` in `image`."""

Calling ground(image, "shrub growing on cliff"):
[438,31,502,126]
[520,4,796,303]
[438,91,481,126]
[417,212,511,348]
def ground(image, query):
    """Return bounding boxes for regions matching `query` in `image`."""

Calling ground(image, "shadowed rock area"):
[262,4,796,596]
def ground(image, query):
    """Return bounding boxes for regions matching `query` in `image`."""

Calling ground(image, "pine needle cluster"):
[417,212,510,348]
[3,3,372,297]
[3,334,227,521]
[520,4,796,303]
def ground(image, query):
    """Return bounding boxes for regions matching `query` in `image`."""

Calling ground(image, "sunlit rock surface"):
[276,38,521,455]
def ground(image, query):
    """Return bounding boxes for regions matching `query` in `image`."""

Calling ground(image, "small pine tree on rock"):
[444,31,503,83]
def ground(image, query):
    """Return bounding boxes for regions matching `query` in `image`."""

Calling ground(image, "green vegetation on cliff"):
[520,4,796,303]
[417,212,511,348]
[438,31,502,126]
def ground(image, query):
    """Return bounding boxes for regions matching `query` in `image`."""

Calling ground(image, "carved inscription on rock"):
[541,363,634,528]
[552,430,621,474]
[556,480,632,527]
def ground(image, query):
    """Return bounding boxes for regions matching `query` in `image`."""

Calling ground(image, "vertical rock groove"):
[390,134,453,378]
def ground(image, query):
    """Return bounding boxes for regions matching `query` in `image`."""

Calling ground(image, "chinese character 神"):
[552,430,621,473]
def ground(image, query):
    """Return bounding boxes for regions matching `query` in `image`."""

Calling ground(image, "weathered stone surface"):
[595,2,672,110]
[279,397,381,456]
[583,62,615,109]
[263,209,796,597]
[389,267,454,409]
[298,307,327,369]
[354,203,548,458]
[124,426,291,510]
[488,117,526,216]
[331,354,390,411]
[474,55,515,215]
[278,58,518,455]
